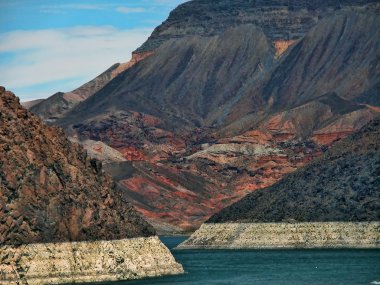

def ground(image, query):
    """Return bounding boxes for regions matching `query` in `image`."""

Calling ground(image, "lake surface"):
[94,236,380,285]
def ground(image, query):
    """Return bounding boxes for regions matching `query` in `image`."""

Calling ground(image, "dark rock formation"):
[0,87,155,246]
[208,120,380,223]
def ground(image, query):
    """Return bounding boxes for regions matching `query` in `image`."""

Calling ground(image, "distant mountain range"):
[27,0,380,233]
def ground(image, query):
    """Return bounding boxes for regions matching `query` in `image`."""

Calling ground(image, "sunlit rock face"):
[178,223,380,249]
[0,237,184,284]
[274,40,296,58]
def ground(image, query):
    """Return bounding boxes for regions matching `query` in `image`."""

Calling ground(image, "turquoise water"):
[92,237,380,285]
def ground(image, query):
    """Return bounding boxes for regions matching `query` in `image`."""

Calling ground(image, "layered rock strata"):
[0,237,183,284]
[177,223,380,249]
[136,0,379,53]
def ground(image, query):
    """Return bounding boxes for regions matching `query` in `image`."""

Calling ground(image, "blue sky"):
[0,0,188,101]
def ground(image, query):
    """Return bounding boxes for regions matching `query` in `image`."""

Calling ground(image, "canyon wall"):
[0,237,183,284]
[178,223,380,249]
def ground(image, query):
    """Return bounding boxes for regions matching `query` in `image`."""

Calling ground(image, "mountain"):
[0,86,154,246]
[209,119,380,223]
[137,0,379,52]
[28,0,380,233]
[177,120,380,249]
[0,87,184,283]
[21,99,44,109]
[58,1,380,132]
[29,52,153,123]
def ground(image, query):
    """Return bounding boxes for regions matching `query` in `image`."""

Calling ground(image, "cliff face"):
[28,1,380,233]
[0,237,183,284]
[178,222,380,249]
[136,0,379,53]
[0,87,155,246]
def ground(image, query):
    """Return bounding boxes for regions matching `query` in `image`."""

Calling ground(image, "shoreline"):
[177,222,380,250]
[0,236,184,284]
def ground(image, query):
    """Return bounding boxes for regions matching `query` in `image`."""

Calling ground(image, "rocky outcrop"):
[259,93,380,143]
[71,138,127,164]
[111,51,154,78]
[100,134,321,232]
[177,223,380,249]
[0,87,183,283]
[273,40,296,58]
[0,237,183,284]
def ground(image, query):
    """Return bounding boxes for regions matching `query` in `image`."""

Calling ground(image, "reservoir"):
[86,236,380,285]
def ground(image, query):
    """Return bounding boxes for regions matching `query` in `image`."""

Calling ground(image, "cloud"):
[39,4,115,14]
[40,4,108,12]
[145,0,187,5]
[0,26,152,100]
[116,6,146,14]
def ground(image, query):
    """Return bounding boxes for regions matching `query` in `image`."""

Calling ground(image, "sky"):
[0,0,188,101]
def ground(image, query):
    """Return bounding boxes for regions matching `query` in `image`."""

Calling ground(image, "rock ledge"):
[0,236,184,284]
[177,222,380,249]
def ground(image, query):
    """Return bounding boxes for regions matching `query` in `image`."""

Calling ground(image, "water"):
[93,237,380,285]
